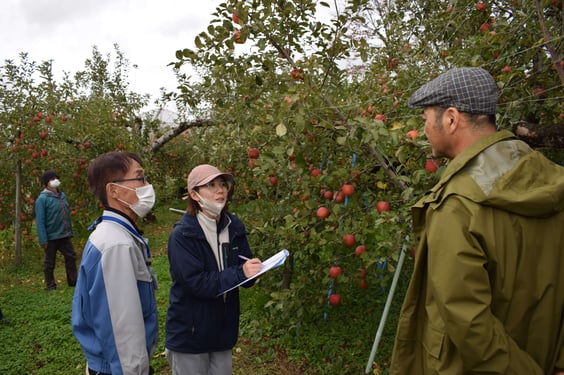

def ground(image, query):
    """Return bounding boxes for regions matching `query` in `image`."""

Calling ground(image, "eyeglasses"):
[112,176,150,184]
[200,181,232,190]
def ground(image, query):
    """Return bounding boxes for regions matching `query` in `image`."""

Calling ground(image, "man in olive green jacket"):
[390,67,564,374]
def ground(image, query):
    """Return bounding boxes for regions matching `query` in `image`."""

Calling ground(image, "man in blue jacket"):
[72,152,158,375]
[34,170,77,290]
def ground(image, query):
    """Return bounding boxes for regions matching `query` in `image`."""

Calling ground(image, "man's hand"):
[242,258,262,278]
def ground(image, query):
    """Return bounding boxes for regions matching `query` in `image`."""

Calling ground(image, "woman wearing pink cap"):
[165,164,262,375]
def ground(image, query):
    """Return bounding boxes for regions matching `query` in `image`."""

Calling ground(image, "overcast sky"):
[0,0,220,107]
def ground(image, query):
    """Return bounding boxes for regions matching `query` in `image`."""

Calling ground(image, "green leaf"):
[276,123,288,137]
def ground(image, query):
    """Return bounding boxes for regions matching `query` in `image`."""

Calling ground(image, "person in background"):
[389,67,564,374]
[165,164,263,375]
[34,170,77,291]
[71,151,158,375]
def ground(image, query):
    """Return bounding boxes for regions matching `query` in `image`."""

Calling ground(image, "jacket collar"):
[418,130,516,204]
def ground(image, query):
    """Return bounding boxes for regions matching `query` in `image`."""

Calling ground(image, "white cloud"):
[0,0,220,108]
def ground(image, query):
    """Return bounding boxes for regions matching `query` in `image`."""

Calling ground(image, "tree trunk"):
[15,160,22,266]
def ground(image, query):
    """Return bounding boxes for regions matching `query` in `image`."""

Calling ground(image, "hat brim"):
[183,172,234,200]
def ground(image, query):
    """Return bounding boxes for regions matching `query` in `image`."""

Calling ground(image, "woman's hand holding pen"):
[239,255,262,278]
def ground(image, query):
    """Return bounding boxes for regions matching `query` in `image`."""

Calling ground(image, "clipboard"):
[218,249,290,296]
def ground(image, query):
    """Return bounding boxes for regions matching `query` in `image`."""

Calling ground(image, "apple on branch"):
[376,201,391,213]
[343,234,356,248]
[329,265,342,279]
[329,293,341,306]
[316,206,330,220]
[341,184,355,197]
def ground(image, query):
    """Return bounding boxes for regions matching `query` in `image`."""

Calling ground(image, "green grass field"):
[0,206,411,374]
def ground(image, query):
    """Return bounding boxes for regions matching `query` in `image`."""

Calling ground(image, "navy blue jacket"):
[165,212,255,353]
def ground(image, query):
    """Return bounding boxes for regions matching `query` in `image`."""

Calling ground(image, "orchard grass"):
[0,205,411,374]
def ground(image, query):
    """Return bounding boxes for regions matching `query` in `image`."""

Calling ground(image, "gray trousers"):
[165,348,232,375]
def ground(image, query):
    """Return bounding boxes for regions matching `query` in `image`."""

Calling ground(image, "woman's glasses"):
[201,180,232,190]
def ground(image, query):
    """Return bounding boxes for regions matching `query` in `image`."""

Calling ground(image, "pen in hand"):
[238,254,250,261]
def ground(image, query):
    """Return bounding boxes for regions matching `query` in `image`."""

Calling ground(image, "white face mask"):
[49,179,61,188]
[195,191,226,218]
[114,183,156,218]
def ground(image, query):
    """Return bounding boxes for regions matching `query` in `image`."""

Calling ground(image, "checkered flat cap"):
[408,67,498,115]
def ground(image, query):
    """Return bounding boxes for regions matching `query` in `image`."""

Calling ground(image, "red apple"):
[406,129,419,140]
[502,65,512,73]
[234,30,243,44]
[323,190,333,200]
[232,13,239,24]
[341,184,355,197]
[355,245,367,256]
[247,147,259,159]
[316,206,330,220]
[248,159,258,169]
[358,279,369,289]
[476,1,486,12]
[374,114,386,122]
[343,234,356,248]
[425,159,440,173]
[290,68,304,80]
[333,190,345,203]
[329,293,341,306]
[329,266,342,279]
[376,201,391,213]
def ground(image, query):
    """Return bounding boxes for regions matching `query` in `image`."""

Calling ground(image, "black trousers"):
[43,237,77,289]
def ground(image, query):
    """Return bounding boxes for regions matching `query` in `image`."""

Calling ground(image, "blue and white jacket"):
[72,209,158,375]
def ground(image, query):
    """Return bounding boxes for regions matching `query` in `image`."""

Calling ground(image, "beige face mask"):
[195,191,225,217]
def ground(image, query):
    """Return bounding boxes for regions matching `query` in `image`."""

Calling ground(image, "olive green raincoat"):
[390,130,564,374]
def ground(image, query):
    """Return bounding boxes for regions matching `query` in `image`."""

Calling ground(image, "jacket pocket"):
[422,323,445,360]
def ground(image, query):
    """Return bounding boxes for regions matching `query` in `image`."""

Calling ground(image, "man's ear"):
[106,183,118,199]
[444,107,461,133]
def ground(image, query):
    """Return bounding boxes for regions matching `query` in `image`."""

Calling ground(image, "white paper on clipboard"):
[218,249,290,296]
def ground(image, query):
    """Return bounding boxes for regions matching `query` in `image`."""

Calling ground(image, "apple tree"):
[0,46,152,264]
[160,0,562,331]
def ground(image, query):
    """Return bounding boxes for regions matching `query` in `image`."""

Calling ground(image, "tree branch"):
[534,0,564,85]
[150,119,214,153]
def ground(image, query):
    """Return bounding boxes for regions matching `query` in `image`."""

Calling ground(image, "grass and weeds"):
[0,205,412,374]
